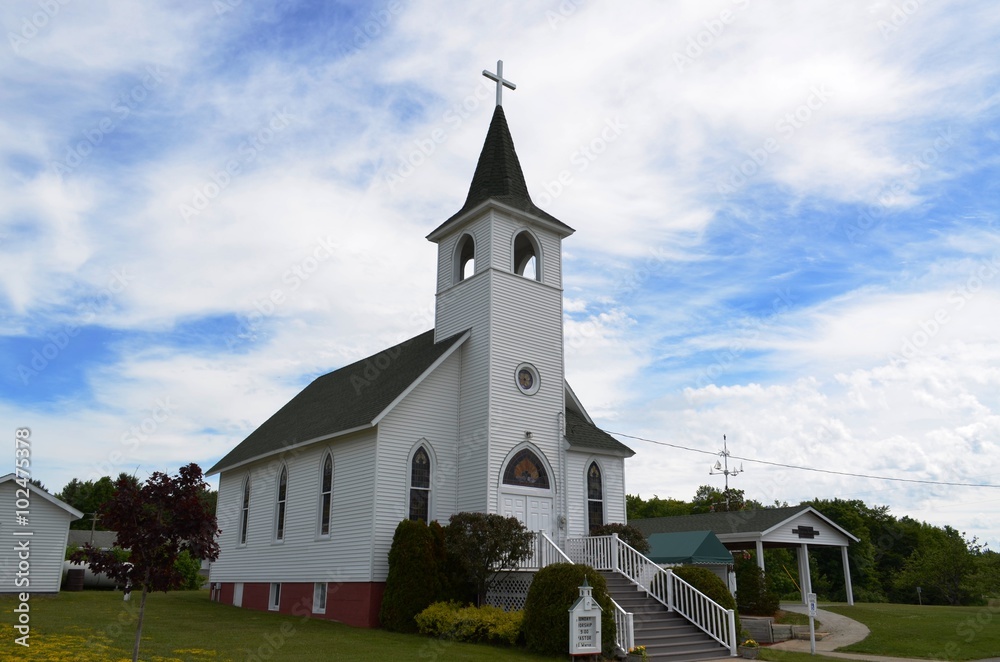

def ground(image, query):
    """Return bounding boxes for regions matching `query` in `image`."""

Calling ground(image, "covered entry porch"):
[631,506,860,605]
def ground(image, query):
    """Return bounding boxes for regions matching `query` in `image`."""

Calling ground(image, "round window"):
[515,363,540,395]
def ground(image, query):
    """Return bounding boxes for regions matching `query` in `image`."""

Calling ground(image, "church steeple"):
[428,107,573,240]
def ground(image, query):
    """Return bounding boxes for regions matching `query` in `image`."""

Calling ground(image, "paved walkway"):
[704,603,1000,662]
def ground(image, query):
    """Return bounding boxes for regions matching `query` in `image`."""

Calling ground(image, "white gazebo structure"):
[632,505,860,605]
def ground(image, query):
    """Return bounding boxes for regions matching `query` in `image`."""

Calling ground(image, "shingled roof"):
[631,505,858,542]
[208,330,468,474]
[564,409,634,457]
[428,105,573,238]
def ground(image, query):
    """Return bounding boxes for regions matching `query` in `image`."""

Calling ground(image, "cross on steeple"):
[483,60,516,107]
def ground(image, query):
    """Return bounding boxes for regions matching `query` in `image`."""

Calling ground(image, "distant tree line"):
[627,487,1000,606]
[56,474,217,531]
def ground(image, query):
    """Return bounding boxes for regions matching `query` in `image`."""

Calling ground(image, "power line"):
[604,429,1000,489]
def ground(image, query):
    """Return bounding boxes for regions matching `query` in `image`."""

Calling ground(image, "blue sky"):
[3,0,1000,549]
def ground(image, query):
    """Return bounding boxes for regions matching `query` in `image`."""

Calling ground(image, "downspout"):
[558,410,567,546]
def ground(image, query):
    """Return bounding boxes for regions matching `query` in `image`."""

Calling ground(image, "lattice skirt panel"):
[484,572,535,612]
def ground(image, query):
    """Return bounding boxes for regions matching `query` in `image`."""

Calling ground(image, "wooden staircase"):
[602,572,731,661]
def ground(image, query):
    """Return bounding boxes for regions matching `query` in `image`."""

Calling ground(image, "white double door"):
[501,491,553,535]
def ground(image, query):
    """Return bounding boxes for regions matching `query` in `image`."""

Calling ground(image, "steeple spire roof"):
[429,105,572,238]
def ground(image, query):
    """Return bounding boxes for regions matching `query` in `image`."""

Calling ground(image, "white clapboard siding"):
[0,478,81,593]
[372,351,462,581]
[763,510,853,546]
[211,430,376,584]
[564,452,627,537]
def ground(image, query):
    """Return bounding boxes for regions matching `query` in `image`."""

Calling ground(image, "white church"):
[207,67,637,628]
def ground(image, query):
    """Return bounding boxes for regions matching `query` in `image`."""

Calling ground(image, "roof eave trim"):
[564,381,592,424]
[759,506,861,543]
[565,443,635,458]
[206,423,374,476]
[0,474,84,519]
[427,199,575,242]
[371,330,471,426]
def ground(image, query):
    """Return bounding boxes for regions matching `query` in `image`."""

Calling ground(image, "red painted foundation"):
[211,581,385,628]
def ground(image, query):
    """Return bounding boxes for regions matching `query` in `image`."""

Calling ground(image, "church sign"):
[568,578,602,656]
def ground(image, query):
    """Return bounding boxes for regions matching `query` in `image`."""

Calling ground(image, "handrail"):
[566,534,737,656]
[521,530,574,570]
[609,596,635,654]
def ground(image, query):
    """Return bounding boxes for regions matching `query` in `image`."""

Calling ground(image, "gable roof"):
[647,530,734,565]
[631,505,859,542]
[0,474,84,519]
[428,105,573,240]
[564,409,634,457]
[208,329,469,475]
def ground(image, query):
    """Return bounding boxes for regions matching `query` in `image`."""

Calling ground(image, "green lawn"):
[0,590,560,661]
[825,602,1000,661]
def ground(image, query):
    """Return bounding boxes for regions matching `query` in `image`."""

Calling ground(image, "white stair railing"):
[609,596,635,654]
[521,530,574,570]
[567,534,737,657]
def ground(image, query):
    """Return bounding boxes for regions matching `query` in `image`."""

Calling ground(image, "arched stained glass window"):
[409,446,430,521]
[587,462,604,533]
[503,448,550,489]
[275,467,287,541]
[320,454,333,536]
[239,476,251,545]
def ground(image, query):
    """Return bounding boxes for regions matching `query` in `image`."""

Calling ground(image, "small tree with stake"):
[71,463,220,662]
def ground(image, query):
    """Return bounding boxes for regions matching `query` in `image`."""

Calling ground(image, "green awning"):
[647,530,734,565]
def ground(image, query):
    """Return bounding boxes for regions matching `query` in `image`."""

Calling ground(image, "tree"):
[691,485,747,513]
[58,476,117,530]
[590,522,650,554]
[893,525,978,605]
[444,512,534,606]
[379,519,447,632]
[625,493,691,520]
[71,464,220,662]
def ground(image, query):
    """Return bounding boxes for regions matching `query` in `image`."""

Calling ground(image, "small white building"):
[207,99,634,626]
[0,474,83,593]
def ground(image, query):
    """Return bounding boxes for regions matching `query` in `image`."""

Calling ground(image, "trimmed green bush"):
[522,563,615,656]
[673,565,740,637]
[590,522,651,554]
[735,557,780,616]
[379,519,446,632]
[415,601,523,646]
[173,549,203,590]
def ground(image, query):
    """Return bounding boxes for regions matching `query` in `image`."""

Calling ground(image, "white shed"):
[0,474,83,593]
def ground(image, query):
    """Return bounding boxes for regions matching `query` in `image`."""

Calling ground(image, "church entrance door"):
[501,492,553,535]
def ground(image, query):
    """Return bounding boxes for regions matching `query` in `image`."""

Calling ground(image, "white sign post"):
[807,592,817,655]
[568,577,602,657]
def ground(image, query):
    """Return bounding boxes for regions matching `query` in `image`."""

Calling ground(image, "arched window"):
[275,467,288,541]
[239,476,251,545]
[409,446,431,521]
[455,234,475,283]
[503,448,550,489]
[319,454,333,536]
[513,230,541,281]
[587,462,604,533]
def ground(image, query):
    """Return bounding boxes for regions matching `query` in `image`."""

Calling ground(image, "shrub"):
[445,512,534,606]
[379,519,446,632]
[590,523,651,554]
[173,549,203,590]
[673,565,741,637]
[415,601,523,646]
[735,558,779,616]
[522,563,615,656]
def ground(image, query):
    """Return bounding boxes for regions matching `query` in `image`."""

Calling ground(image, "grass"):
[825,602,1000,661]
[771,610,816,627]
[0,590,561,662]
[759,651,846,662]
